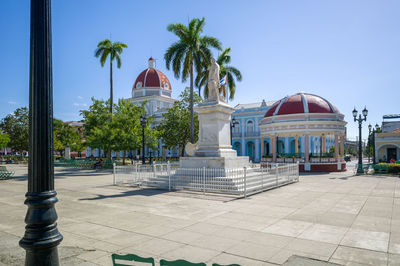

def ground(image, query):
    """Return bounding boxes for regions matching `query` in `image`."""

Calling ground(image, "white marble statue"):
[207,58,220,102]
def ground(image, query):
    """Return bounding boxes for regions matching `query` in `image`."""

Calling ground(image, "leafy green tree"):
[158,88,202,156]
[81,98,113,158]
[81,98,159,162]
[0,133,10,150]
[196,47,242,100]
[164,17,221,143]
[95,39,128,113]
[53,119,81,156]
[0,107,29,154]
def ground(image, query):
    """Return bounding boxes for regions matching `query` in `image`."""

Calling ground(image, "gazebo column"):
[305,134,310,163]
[340,134,345,156]
[295,136,299,154]
[334,134,339,160]
[322,134,326,153]
[261,136,264,157]
[272,135,277,162]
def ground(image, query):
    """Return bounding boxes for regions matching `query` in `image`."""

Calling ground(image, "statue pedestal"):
[180,101,249,169]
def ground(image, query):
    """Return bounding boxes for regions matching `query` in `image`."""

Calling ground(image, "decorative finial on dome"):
[148,57,156,68]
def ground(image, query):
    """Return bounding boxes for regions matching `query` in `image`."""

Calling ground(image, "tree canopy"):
[81,98,158,160]
[0,133,10,150]
[0,107,29,153]
[158,88,202,156]
[53,119,82,156]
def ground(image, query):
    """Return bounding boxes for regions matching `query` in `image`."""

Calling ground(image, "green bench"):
[0,166,14,180]
[112,253,240,266]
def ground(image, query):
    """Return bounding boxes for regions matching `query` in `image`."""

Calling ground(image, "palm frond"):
[167,23,189,42]
[115,54,122,68]
[99,50,109,67]
[225,66,242,81]
[227,72,236,100]
[201,36,222,51]
[181,50,192,82]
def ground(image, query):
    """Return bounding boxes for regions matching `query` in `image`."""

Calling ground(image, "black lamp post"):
[140,115,146,165]
[19,1,63,265]
[372,123,379,164]
[353,106,368,173]
[230,118,239,145]
[368,124,372,163]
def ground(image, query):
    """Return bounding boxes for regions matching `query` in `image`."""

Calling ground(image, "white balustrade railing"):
[113,162,299,197]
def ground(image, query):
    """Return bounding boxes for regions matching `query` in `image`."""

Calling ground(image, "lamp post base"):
[19,191,63,266]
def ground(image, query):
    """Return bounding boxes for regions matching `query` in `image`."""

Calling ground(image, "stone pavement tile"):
[60,231,121,253]
[340,228,389,252]
[183,222,226,235]
[268,249,330,265]
[359,206,392,219]
[162,229,204,245]
[351,215,391,232]
[225,241,281,262]
[61,256,100,266]
[391,219,400,233]
[236,205,297,219]
[285,212,318,223]
[262,219,313,237]
[389,232,400,254]
[191,235,240,252]
[298,223,348,244]
[329,258,367,266]
[229,220,269,232]
[243,231,294,248]
[331,246,387,265]
[389,253,400,266]
[209,252,267,266]
[131,238,185,255]
[135,224,178,237]
[77,250,110,262]
[90,253,113,266]
[330,202,363,215]
[316,212,356,227]
[285,238,337,258]
[213,226,259,241]
[161,245,220,262]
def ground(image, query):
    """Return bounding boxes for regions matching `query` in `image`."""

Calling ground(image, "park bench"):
[112,253,240,266]
[0,165,14,180]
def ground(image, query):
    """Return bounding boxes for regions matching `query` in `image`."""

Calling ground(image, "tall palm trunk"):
[189,61,194,143]
[109,59,113,114]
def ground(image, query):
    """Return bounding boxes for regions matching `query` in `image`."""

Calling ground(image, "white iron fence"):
[113,162,299,197]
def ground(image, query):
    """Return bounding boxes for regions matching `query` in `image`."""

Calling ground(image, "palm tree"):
[164,17,221,143]
[195,48,242,101]
[95,39,128,113]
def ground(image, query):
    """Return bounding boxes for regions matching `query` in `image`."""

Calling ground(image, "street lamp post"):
[372,123,380,164]
[230,118,239,146]
[140,115,146,165]
[353,107,368,173]
[19,1,63,265]
[368,124,372,163]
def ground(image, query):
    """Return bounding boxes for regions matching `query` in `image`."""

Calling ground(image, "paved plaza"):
[0,165,399,265]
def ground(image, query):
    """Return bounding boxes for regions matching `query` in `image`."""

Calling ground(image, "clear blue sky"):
[1,0,399,139]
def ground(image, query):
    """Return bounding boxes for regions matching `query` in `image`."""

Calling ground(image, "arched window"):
[233,121,240,133]
[246,120,254,133]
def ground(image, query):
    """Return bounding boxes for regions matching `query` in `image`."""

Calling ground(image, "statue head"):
[210,57,216,64]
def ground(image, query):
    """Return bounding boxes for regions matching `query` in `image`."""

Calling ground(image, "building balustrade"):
[232,132,241,138]
[245,131,260,137]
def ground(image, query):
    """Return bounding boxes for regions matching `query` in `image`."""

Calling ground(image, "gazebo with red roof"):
[259,92,347,172]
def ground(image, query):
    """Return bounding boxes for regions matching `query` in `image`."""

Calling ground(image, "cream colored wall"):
[375,134,400,161]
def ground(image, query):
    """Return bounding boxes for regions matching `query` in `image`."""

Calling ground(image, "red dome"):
[264,93,339,117]
[133,58,171,91]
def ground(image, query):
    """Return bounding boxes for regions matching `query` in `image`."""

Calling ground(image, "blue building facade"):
[231,100,274,162]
